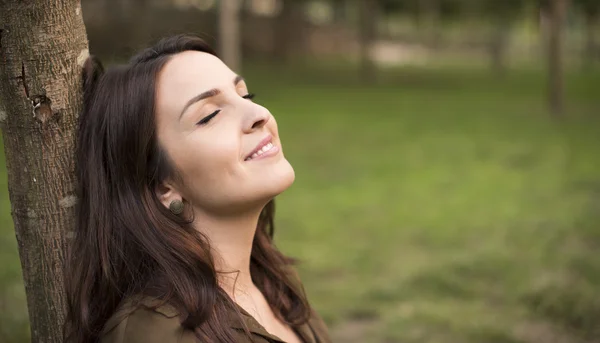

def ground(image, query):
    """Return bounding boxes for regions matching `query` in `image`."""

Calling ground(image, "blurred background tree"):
[220,0,242,71]
[573,0,600,67]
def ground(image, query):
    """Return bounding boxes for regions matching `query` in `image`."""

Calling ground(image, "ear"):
[156,181,183,210]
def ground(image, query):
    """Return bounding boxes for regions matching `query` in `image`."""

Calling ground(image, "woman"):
[65,34,331,343]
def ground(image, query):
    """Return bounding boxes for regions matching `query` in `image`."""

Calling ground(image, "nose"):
[242,103,270,133]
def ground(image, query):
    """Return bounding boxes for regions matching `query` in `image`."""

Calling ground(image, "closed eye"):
[195,94,254,126]
[196,109,221,126]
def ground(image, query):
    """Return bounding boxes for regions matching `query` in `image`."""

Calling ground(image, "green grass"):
[1,63,599,343]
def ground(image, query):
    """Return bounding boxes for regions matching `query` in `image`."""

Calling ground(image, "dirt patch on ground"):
[514,321,599,343]
[330,318,380,343]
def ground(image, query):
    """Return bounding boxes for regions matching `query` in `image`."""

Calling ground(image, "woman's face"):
[155,51,294,215]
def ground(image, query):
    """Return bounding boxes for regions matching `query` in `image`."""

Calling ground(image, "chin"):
[233,165,294,214]
[230,157,295,212]
[263,158,295,197]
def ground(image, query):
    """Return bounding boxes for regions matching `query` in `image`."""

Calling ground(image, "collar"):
[103,297,317,343]
[229,305,316,343]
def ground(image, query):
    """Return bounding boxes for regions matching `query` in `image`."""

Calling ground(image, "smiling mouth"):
[245,136,277,161]
[245,142,275,161]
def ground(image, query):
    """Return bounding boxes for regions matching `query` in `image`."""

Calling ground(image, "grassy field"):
[1,63,599,343]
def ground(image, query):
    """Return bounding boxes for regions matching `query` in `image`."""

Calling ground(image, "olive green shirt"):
[100,297,331,343]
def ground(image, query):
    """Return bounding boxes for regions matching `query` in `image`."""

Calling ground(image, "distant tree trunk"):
[419,0,441,49]
[123,0,151,51]
[583,11,598,68]
[0,0,88,342]
[547,0,568,117]
[489,20,510,74]
[273,0,305,63]
[332,0,347,23]
[220,0,242,72]
[359,0,377,83]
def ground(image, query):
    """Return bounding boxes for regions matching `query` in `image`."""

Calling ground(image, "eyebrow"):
[179,75,245,119]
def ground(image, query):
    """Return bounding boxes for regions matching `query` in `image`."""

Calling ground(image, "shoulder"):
[100,298,197,343]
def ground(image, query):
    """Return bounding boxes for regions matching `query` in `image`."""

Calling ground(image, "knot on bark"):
[31,95,56,123]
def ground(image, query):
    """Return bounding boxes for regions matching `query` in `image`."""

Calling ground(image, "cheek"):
[180,135,241,185]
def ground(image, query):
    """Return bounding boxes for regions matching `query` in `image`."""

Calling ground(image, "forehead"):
[157,51,236,109]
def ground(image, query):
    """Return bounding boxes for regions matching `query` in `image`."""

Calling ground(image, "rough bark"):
[0,0,89,342]
[219,0,241,72]
[547,0,568,117]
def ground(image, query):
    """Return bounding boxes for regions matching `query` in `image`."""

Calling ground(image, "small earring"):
[169,200,184,215]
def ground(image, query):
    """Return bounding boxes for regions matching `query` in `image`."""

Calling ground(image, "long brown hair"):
[65,34,310,343]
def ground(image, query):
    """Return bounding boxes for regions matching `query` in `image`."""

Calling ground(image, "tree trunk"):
[219,0,242,72]
[273,0,305,63]
[332,0,347,23]
[419,0,441,49]
[359,0,377,83]
[489,21,510,75]
[583,12,598,68]
[0,1,88,342]
[547,0,568,117]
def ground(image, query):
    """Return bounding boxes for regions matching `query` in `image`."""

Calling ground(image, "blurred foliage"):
[377,0,599,21]
[478,0,527,19]
[574,0,600,17]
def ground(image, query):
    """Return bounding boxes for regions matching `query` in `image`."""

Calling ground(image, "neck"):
[192,205,264,298]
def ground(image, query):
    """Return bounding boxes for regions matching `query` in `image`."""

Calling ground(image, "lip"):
[244,135,276,161]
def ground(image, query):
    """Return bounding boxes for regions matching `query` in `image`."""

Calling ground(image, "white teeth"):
[261,143,273,153]
[247,142,274,161]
